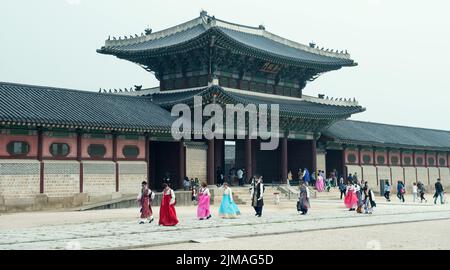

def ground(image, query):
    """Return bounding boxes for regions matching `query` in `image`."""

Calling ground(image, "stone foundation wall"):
[403,167,417,192]
[316,152,326,176]
[43,161,79,197]
[118,161,147,195]
[0,160,40,199]
[82,161,116,195]
[439,168,450,188]
[346,165,362,182]
[416,167,429,186]
[428,167,440,187]
[390,166,404,185]
[361,165,377,187]
[376,166,391,187]
[186,143,207,182]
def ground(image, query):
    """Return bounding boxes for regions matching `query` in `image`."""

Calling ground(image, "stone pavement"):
[0,199,449,250]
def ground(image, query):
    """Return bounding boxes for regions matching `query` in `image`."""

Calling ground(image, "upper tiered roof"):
[98,11,356,69]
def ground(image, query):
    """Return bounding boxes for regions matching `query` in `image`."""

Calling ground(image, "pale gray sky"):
[1,0,449,130]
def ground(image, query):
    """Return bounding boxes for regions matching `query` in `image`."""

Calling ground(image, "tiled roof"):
[149,85,365,120]
[0,82,175,133]
[98,14,354,67]
[324,120,450,151]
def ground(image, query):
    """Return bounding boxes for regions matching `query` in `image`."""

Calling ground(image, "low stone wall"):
[43,161,80,197]
[0,160,40,199]
[361,165,377,188]
[83,161,116,195]
[439,168,450,188]
[118,161,147,194]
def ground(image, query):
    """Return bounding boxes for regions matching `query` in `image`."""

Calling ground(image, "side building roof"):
[324,120,450,151]
[0,82,175,134]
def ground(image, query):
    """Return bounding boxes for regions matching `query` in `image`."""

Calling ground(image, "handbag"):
[296,200,301,211]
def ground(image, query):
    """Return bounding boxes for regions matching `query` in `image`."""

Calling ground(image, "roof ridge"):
[208,16,351,60]
[0,81,149,100]
[104,16,204,48]
[345,119,450,133]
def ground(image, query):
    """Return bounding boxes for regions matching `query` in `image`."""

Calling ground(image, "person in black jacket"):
[434,178,445,204]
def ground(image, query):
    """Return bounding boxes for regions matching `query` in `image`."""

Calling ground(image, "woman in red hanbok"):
[137,181,154,224]
[159,183,179,226]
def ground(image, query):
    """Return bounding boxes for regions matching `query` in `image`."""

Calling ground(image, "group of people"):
[382,179,446,204]
[343,180,377,214]
[138,170,446,226]
[216,167,246,187]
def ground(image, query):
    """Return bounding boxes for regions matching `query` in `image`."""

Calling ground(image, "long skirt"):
[316,179,325,192]
[218,194,241,218]
[140,196,152,219]
[159,193,178,226]
[197,194,211,219]
[344,192,358,209]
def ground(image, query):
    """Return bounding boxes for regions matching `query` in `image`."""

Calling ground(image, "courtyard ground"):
[0,193,448,250]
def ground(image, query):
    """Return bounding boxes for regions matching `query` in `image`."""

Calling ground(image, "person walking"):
[287,170,293,186]
[338,177,346,199]
[159,183,178,226]
[218,182,241,218]
[344,183,358,211]
[216,167,224,187]
[197,181,212,220]
[397,181,405,203]
[412,182,418,203]
[362,182,376,214]
[418,181,427,203]
[384,181,391,202]
[434,178,445,205]
[183,176,190,191]
[137,181,155,224]
[251,175,264,217]
[237,168,244,186]
[297,181,311,215]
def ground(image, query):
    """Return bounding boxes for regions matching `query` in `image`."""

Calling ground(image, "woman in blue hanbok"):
[218,182,241,218]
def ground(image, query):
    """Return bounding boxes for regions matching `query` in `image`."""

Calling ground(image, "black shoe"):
[139,221,145,224]
[199,218,204,220]
[149,218,154,224]
[207,215,212,219]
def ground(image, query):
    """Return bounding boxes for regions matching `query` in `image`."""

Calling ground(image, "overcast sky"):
[1,0,449,130]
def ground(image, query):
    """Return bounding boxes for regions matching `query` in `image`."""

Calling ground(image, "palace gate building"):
[1,12,449,211]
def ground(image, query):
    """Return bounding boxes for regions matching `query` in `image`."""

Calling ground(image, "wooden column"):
[214,139,224,174]
[113,133,119,192]
[178,140,186,189]
[281,137,288,183]
[311,139,317,177]
[37,128,44,194]
[251,140,258,179]
[145,133,150,183]
[245,137,252,182]
[207,139,215,185]
[342,146,348,182]
[77,131,83,193]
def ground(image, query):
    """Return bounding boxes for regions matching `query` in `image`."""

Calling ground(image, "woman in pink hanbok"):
[315,173,325,192]
[344,183,359,211]
[197,181,212,220]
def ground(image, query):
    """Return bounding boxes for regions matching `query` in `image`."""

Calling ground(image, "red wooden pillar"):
[245,137,252,182]
[311,139,317,178]
[179,140,186,189]
[251,139,258,179]
[207,139,215,185]
[214,139,224,174]
[38,128,44,194]
[342,146,348,182]
[77,131,83,193]
[145,134,150,183]
[281,137,288,183]
[113,133,119,192]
